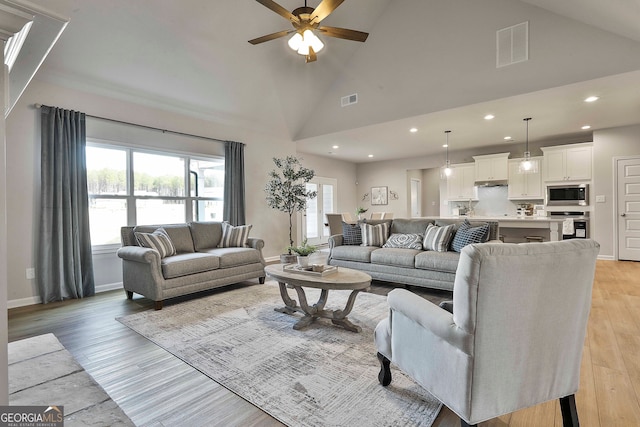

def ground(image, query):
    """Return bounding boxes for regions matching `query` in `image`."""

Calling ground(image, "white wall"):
[592,124,640,258]
[299,153,357,216]
[6,78,296,305]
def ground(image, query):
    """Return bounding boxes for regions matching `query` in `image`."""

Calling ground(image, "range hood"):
[475,180,508,187]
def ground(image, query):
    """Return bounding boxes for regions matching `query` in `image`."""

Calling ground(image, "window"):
[86,143,224,247]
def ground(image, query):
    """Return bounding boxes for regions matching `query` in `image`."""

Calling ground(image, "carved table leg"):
[331,289,363,332]
[274,281,298,315]
[292,286,317,330]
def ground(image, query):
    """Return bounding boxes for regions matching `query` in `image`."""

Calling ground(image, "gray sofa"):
[117,222,266,309]
[328,218,498,291]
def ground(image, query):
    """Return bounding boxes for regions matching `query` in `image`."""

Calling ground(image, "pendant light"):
[443,130,452,177]
[518,117,538,174]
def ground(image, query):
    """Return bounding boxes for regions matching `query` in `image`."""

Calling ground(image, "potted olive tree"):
[265,156,317,264]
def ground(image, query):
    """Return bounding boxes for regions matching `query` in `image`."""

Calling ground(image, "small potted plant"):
[356,207,368,220]
[288,238,317,268]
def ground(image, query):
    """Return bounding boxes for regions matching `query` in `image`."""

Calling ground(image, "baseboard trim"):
[597,255,616,261]
[264,255,281,263]
[8,282,124,309]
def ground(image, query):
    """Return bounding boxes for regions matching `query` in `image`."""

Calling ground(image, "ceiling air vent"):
[341,93,358,107]
[496,21,528,68]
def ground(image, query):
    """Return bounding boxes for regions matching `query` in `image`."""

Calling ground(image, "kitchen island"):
[442,215,566,242]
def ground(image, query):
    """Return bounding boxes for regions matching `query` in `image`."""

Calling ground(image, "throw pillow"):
[219,221,252,248]
[342,221,362,245]
[134,227,176,258]
[360,222,389,247]
[423,224,455,252]
[450,220,490,253]
[383,233,423,250]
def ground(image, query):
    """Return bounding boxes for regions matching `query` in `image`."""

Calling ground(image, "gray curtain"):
[37,106,95,303]
[223,141,246,226]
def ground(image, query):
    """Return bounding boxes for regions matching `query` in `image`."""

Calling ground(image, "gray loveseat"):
[117,221,266,309]
[328,218,498,291]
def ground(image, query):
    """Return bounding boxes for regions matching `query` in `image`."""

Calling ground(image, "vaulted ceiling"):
[29,0,640,162]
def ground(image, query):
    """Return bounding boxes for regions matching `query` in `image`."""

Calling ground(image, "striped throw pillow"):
[219,221,252,248]
[423,224,455,252]
[134,227,176,258]
[342,222,362,245]
[451,220,490,253]
[360,222,389,247]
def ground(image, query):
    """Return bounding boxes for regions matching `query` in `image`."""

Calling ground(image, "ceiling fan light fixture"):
[288,32,303,51]
[304,29,324,53]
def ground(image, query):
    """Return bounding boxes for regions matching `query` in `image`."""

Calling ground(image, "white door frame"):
[613,155,640,260]
[410,178,421,218]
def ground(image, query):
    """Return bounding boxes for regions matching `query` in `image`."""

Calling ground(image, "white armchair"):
[374,239,600,427]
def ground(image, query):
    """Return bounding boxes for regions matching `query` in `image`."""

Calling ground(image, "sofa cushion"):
[160,253,220,279]
[415,251,460,273]
[383,233,423,250]
[134,224,195,254]
[220,222,252,248]
[201,247,263,268]
[134,227,176,258]
[390,218,434,235]
[361,222,390,247]
[423,224,455,252]
[331,245,378,263]
[371,248,422,268]
[451,220,490,252]
[189,221,223,250]
[342,222,362,245]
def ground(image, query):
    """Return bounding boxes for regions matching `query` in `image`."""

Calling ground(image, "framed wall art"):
[371,186,388,205]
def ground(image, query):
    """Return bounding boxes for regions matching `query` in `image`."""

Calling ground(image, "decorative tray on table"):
[283,264,338,277]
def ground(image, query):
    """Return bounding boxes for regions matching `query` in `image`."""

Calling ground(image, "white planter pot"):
[297,256,309,268]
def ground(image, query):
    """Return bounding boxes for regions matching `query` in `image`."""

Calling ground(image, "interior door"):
[304,178,337,245]
[410,178,421,217]
[617,157,640,261]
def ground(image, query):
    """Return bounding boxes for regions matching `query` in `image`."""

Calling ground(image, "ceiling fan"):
[248,0,369,63]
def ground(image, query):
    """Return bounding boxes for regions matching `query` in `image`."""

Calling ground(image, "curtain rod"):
[34,103,230,145]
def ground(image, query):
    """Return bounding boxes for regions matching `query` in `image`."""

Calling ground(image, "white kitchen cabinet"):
[507,157,543,199]
[541,143,592,182]
[446,163,478,201]
[473,153,510,182]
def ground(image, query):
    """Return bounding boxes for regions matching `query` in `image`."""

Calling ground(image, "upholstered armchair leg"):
[125,290,133,300]
[559,394,579,427]
[377,352,392,386]
[259,276,266,284]
[460,421,476,427]
[154,300,163,310]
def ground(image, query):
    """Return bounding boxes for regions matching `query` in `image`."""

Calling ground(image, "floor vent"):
[341,93,358,107]
[496,21,528,68]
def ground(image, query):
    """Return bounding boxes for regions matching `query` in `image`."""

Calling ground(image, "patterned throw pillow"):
[450,220,490,253]
[361,222,390,247]
[383,233,423,250]
[423,224,455,252]
[134,227,176,258]
[342,222,362,245]
[219,221,252,248]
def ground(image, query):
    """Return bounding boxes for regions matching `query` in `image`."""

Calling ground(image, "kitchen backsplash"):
[449,186,542,217]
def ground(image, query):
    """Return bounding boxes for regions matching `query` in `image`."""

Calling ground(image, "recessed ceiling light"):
[409,127,418,133]
[368,154,374,158]
[442,144,448,148]
[581,125,591,130]
[504,136,512,141]
[584,96,599,103]
[484,114,495,120]
[332,145,339,149]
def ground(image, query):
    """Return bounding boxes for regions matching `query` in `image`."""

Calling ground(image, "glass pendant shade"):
[443,130,452,178]
[518,118,539,174]
[288,30,324,56]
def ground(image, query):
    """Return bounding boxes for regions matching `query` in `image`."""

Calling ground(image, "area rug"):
[9,333,134,426]
[117,283,442,427]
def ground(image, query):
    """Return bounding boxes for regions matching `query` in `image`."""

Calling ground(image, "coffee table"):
[265,264,371,332]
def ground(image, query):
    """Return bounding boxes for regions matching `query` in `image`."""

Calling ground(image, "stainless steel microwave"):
[546,184,589,206]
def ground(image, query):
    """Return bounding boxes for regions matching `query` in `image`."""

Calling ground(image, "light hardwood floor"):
[8,260,640,426]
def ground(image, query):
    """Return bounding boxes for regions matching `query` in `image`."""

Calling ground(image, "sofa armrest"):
[246,237,264,251]
[329,234,344,249]
[117,246,161,264]
[388,288,472,355]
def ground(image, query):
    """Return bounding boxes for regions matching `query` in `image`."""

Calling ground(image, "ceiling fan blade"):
[318,26,369,42]
[255,0,299,23]
[248,30,293,45]
[311,0,345,23]
[305,47,317,63]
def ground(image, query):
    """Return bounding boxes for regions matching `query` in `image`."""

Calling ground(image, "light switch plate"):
[596,195,606,203]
